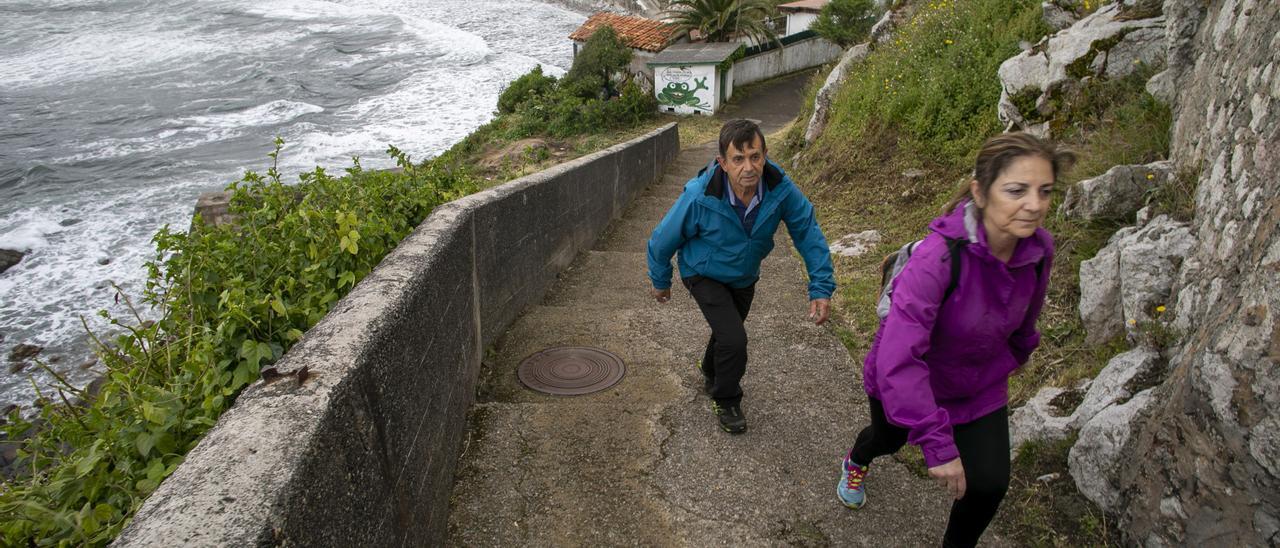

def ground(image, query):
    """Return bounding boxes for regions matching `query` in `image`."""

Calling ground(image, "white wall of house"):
[785,12,819,36]
[733,36,842,87]
[653,64,718,115]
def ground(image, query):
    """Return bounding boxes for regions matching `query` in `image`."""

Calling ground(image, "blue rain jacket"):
[647,159,835,300]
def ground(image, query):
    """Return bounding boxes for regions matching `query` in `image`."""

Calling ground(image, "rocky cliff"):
[1116,0,1279,545]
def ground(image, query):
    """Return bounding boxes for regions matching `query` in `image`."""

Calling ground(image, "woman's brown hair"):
[944,132,1077,214]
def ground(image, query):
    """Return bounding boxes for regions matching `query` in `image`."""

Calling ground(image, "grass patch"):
[997,436,1124,546]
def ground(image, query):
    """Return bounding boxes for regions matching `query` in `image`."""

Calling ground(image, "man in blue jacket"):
[647,119,835,434]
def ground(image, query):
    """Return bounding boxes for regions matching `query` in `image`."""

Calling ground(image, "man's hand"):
[808,298,830,325]
[928,458,966,500]
[650,287,672,304]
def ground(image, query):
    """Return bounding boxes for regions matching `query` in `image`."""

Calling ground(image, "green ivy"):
[0,140,476,545]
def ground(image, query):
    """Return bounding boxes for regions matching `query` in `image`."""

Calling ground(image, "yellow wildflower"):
[1128,318,1137,326]
[1146,173,1155,180]
[1156,305,1167,313]
[944,39,954,45]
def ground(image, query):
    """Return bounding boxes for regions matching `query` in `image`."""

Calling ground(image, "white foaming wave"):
[237,0,392,22]
[0,219,67,252]
[283,51,546,172]
[179,100,324,130]
[1,30,228,90]
[53,128,243,164]
[394,14,492,65]
[0,191,197,404]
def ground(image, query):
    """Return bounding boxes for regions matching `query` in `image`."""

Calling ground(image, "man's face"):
[718,135,766,196]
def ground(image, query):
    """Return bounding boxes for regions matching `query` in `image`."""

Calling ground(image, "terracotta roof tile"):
[568,12,680,53]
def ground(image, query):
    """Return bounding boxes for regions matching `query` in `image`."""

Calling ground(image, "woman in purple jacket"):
[836,132,1074,547]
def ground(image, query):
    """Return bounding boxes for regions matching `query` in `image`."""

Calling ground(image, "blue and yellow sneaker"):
[837,455,868,509]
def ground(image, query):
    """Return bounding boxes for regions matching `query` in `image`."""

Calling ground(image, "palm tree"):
[663,0,779,46]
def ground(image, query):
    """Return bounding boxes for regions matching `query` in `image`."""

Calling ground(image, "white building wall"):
[785,12,820,36]
[733,36,842,87]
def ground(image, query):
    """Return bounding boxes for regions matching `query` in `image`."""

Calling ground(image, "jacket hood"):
[929,200,1053,268]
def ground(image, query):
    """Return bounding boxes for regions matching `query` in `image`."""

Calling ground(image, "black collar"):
[701,161,784,198]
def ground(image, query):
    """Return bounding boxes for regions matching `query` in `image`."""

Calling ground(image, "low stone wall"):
[734,36,843,87]
[115,124,679,546]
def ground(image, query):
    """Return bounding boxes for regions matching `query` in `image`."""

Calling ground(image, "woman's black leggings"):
[849,398,1010,548]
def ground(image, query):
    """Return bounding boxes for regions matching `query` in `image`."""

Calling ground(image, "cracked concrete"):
[446,72,958,546]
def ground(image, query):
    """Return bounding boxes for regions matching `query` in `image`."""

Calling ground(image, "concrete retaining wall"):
[115,124,679,547]
[735,36,843,87]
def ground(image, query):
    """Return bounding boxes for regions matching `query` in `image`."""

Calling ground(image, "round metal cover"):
[517,346,625,396]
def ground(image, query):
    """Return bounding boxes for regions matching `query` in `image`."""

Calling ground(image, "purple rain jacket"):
[863,200,1053,468]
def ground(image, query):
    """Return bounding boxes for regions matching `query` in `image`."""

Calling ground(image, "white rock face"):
[1009,385,1076,454]
[829,230,882,258]
[1074,347,1161,421]
[1078,215,1194,344]
[1041,1,1080,31]
[804,44,870,145]
[1010,347,1159,456]
[1060,161,1175,221]
[803,7,899,146]
[1069,388,1157,512]
[996,4,1166,132]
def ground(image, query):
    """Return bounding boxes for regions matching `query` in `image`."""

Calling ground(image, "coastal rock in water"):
[7,343,42,363]
[193,191,235,229]
[1078,216,1193,344]
[829,230,882,258]
[1060,161,1174,221]
[1069,388,1157,512]
[0,249,24,275]
[996,3,1166,132]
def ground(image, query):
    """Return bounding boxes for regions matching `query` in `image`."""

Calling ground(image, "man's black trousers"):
[849,398,1010,548]
[681,275,755,406]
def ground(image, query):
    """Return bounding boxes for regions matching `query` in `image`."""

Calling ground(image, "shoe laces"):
[844,460,867,489]
[712,402,740,417]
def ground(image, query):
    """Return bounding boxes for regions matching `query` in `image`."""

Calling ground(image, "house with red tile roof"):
[569,13,687,88]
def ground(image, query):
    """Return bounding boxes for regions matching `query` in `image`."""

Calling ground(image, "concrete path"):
[447,72,952,546]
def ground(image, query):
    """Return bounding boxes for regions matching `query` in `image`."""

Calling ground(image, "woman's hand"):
[928,458,966,500]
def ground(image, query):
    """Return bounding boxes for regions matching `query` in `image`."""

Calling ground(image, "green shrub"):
[563,25,632,100]
[497,65,558,115]
[0,142,475,545]
[811,0,879,47]
[803,0,1049,163]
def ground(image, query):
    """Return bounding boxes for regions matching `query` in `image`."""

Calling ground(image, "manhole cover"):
[517,346,625,396]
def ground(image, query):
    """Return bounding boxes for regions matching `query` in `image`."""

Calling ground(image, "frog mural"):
[657,76,710,112]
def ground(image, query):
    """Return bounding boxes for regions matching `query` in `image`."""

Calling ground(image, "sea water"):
[0,0,585,406]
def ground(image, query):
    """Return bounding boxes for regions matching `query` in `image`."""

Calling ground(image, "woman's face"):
[972,155,1055,241]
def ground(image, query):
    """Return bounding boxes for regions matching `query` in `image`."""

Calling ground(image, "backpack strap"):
[942,237,967,303]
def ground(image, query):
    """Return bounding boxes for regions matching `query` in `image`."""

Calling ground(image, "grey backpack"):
[875,237,967,321]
